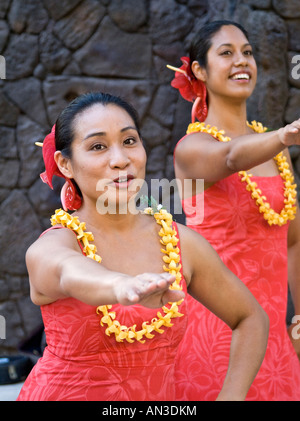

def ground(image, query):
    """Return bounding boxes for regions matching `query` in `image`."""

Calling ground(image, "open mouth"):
[230,72,251,81]
[112,174,135,188]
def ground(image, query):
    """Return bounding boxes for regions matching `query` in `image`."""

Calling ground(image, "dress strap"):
[39,225,85,254]
[39,225,64,237]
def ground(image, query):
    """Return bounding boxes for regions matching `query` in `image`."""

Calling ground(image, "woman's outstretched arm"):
[26,227,184,308]
[175,118,300,184]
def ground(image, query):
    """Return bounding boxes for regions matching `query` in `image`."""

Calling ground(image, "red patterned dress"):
[174,152,300,400]
[17,223,188,401]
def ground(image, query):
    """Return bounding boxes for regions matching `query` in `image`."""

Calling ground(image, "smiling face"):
[192,25,257,102]
[55,103,147,212]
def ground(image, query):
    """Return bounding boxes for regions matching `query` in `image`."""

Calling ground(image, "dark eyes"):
[220,50,253,56]
[91,143,105,151]
[90,137,137,151]
[123,137,136,145]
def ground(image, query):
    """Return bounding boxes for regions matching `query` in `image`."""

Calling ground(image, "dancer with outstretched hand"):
[17,92,268,401]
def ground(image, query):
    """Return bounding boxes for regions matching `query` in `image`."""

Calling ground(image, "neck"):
[204,96,250,138]
[74,199,142,235]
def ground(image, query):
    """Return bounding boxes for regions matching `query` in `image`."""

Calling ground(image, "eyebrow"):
[83,126,138,140]
[217,42,251,49]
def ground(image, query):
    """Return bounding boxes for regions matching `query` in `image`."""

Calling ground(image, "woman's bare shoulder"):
[175,222,210,249]
[176,131,217,155]
[174,222,215,286]
[26,226,81,262]
[26,226,83,305]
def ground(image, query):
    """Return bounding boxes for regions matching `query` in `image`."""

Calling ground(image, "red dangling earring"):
[60,179,82,211]
[191,84,208,123]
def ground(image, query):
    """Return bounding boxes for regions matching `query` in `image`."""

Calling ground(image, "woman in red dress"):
[17,92,268,401]
[171,20,300,400]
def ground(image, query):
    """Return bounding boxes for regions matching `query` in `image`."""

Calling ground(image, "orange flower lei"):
[50,208,184,344]
[186,120,297,226]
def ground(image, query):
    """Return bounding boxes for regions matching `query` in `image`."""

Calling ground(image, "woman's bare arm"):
[175,118,300,184]
[26,228,184,308]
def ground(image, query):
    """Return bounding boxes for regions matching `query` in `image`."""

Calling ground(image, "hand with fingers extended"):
[278,118,300,146]
[113,272,185,309]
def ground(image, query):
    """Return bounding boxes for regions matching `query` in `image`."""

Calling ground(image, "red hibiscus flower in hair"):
[40,125,62,189]
[39,125,82,211]
[168,56,208,122]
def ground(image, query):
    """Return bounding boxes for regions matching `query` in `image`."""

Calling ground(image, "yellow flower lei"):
[50,208,184,344]
[186,120,297,226]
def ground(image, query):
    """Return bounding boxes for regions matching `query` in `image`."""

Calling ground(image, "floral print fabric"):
[175,172,300,401]
[17,223,188,401]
